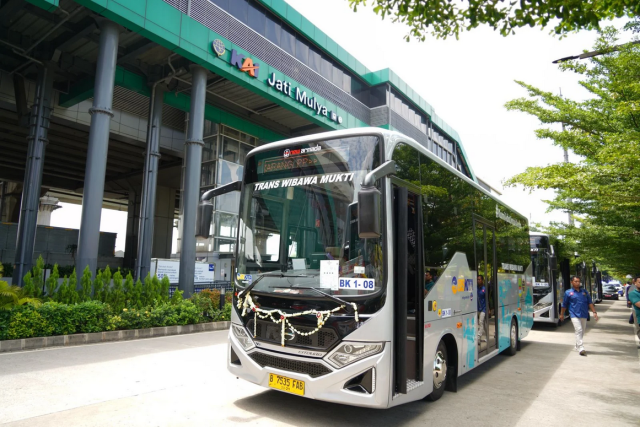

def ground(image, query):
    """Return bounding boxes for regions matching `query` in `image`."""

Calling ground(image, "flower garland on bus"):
[237,292,359,347]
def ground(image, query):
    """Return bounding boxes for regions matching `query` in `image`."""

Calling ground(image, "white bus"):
[200,128,533,408]
[530,232,562,326]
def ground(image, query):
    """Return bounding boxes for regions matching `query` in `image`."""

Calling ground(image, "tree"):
[504,26,640,275]
[348,0,640,40]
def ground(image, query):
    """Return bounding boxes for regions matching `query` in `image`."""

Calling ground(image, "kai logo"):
[230,49,260,78]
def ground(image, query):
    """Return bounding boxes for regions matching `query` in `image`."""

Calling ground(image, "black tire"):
[426,340,447,401]
[506,318,518,356]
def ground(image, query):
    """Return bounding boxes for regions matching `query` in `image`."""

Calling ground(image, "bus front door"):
[392,185,424,394]
[474,220,498,356]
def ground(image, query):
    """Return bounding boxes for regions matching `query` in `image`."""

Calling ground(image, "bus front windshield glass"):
[531,244,552,308]
[236,136,384,297]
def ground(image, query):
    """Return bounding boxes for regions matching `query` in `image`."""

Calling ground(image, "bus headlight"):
[231,324,255,351]
[324,342,384,369]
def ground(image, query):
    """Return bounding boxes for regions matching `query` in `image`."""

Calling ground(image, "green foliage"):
[1,263,13,277]
[93,270,104,302]
[22,272,35,298]
[45,264,59,298]
[32,255,44,298]
[0,263,3,278]
[170,289,184,305]
[0,298,221,340]
[133,278,143,309]
[3,304,52,339]
[0,280,42,311]
[505,26,640,275]
[116,300,203,330]
[159,276,170,303]
[123,272,134,306]
[67,270,78,304]
[79,266,92,302]
[348,0,640,40]
[110,269,124,312]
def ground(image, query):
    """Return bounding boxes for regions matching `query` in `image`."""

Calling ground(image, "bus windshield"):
[530,235,551,308]
[235,136,384,297]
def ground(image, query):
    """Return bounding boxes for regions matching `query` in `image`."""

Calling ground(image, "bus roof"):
[246,128,528,226]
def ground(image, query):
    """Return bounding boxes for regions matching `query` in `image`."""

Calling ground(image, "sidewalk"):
[513,299,640,426]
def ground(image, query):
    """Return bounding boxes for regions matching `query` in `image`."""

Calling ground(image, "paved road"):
[1,300,639,426]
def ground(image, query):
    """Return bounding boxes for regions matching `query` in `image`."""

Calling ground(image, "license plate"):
[268,373,305,396]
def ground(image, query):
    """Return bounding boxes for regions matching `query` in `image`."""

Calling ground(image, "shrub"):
[170,289,183,305]
[68,269,78,302]
[45,264,59,298]
[93,270,104,302]
[22,272,35,298]
[159,276,170,303]
[123,272,134,306]
[79,266,92,302]
[1,263,13,277]
[133,278,143,309]
[5,304,53,339]
[222,302,232,321]
[0,281,41,311]
[32,256,44,298]
[110,269,124,312]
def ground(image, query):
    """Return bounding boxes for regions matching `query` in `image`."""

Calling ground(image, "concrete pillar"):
[76,20,119,278]
[135,84,164,280]
[37,195,61,226]
[0,181,6,222]
[152,186,176,259]
[13,63,54,286]
[124,188,141,270]
[178,65,207,297]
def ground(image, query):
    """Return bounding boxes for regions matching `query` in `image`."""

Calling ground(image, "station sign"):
[267,73,343,124]
[210,39,343,125]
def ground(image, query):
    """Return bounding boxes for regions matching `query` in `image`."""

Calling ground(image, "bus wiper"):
[287,286,355,314]
[238,273,312,298]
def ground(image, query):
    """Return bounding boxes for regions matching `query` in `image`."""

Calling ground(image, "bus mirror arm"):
[549,244,558,271]
[196,180,242,238]
[200,180,242,202]
[358,161,397,239]
[362,160,397,187]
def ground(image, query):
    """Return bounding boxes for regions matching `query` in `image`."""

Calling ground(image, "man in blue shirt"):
[477,275,487,343]
[629,276,640,343]
[560,275,599,355]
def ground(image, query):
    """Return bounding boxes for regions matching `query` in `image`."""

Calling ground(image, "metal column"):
[13,63,54,287]
[178,65,207,297]
[76,20,119,278]
[136,84,164,280]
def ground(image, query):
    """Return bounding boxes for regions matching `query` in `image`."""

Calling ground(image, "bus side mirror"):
[357,160,396,239]
[358,186,381,238]
[196,202,214,238]
[196,180,242,238]
[549,254,558,271]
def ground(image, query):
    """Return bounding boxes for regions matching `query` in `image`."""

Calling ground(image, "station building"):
[0,0,476,294]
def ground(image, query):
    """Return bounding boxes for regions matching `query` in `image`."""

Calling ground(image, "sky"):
[51,1,632,252]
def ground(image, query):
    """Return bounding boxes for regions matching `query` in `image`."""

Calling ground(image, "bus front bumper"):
[228,334,392,408]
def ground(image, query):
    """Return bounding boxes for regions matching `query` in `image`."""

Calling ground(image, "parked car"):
[602,285,620,300]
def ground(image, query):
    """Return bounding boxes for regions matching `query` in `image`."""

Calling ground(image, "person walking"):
[559,275,599,356]
[628,276,640,343]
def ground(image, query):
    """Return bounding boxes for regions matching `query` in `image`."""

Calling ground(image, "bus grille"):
[249,352,333,378]
[247,319,339,350]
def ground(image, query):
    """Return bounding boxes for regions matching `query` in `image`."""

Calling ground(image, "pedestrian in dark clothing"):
[560,275,599,356]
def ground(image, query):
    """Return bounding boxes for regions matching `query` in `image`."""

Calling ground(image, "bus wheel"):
[426,341,447,401]
[506,318,518,356]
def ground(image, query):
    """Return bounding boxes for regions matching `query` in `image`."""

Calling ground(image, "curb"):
[0,321,231,353]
